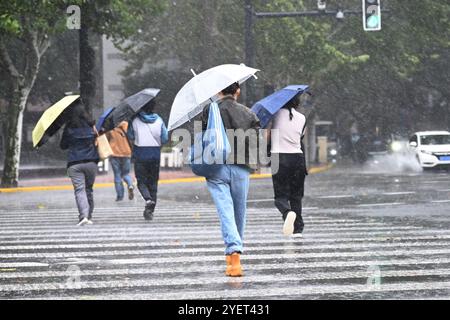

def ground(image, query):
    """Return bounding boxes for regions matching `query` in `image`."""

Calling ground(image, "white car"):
[409,131,450,169]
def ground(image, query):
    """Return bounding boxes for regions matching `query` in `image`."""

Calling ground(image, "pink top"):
[270,108,306,154]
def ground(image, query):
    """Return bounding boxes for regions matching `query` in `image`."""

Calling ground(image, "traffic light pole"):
[243,0,389,105]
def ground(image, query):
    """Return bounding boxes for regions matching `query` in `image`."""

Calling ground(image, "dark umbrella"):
[101,88,161,131]
[251,85,309,128]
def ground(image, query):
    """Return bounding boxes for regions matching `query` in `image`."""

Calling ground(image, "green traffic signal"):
[363,0,381,31]
[367,15,380,28]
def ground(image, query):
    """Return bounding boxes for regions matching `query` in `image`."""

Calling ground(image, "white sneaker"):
[291,233,303,239]
[87,220,94,225]
[77,218,89,226]
[283,211,296,236]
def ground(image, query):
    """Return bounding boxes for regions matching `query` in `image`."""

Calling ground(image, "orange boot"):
[225,255,232,276]
[228,252,243,277]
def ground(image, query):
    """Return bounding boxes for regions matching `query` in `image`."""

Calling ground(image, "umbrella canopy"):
[101,88,160,131]
[32,95,80,148]
[251,85,309,128]
[96,107,114,132]
[168,64,259,131]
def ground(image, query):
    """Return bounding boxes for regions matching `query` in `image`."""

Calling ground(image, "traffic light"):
[362,0,381,31]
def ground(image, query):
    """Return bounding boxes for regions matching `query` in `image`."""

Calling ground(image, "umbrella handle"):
[92,126,100,137]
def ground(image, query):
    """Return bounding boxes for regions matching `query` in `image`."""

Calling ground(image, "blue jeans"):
[206,165,250,255]
[110,157,133,199]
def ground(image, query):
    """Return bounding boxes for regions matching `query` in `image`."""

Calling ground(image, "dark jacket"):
[60,126,99,168]
[202,95,261,170]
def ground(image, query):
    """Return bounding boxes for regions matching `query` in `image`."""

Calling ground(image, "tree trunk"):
[199,0,217,70]
[0,29,49,188]
[1,87,30,187]
[79,24,96,118]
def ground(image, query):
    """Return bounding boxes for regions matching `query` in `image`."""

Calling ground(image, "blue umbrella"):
[96,107,114,132]
[251,85,310,128]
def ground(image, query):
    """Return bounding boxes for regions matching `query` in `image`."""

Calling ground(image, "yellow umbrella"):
[32,95,80,148]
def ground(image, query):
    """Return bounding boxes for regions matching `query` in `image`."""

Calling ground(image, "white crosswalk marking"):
[1,202,450,299]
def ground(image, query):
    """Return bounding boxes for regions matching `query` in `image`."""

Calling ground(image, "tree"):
[0,1,64,187]
[118,0,449,154]
[0,0,166,188]
[71,0,166,115]
[315,0,450,141]
[121,0,362,111]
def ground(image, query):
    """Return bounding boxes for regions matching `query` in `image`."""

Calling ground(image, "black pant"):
[134,160,160,205]
[271,153,306,233]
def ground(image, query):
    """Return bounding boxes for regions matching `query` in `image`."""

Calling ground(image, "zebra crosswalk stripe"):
[1,202,450,299]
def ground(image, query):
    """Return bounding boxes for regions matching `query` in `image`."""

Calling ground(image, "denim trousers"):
[110,157,133,199]
[206,164,250,255]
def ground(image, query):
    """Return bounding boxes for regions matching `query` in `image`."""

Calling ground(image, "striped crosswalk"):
[1,202,450,299]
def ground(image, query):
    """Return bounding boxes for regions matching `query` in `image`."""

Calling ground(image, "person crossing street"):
[267,94,308,238]
[128,99,168,221]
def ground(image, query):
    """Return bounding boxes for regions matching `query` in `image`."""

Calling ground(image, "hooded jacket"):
[127,112,169,161]
[60,125,99,168]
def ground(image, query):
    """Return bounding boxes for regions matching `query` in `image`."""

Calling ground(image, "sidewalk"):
[0,164,333,193]
[15,168,197,188]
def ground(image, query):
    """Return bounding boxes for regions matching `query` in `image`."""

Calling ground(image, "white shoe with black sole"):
[283,211,296,236]
[77,218,89,227]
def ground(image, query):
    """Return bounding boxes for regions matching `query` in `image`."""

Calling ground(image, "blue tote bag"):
[189,102,231,177]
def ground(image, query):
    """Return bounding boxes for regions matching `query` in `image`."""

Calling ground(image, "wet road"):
[0,166,449,299]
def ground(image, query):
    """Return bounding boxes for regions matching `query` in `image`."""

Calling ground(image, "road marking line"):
[0,228,443,241]
[0,262,49,268]
[0,225,420,236]
[0,221,380,231]
[2,271,450,293]
[0,238,447,251]
[3,258,450,279]
[2,241,450,259]
[2,233,449,246]
[382,192,416,196]
[317,195,353,199]
[86,281,450,300]
[356,202,405,207]
[2,247,450,263]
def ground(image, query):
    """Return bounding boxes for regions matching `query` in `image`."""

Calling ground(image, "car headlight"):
[330,149,338,156]
[420,150,433,155]
[391,141,403,152]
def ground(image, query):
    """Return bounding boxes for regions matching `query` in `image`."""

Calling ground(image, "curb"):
[0,164,334,194]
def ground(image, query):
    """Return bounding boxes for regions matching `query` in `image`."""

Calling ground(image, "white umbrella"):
[168,64,259,131]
